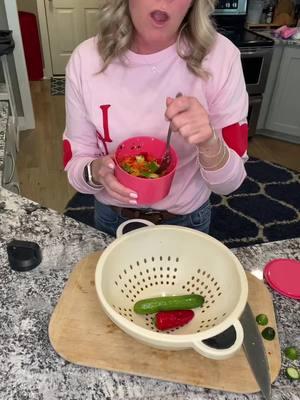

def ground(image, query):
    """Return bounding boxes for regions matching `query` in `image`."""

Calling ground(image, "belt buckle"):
[143,210,163,224]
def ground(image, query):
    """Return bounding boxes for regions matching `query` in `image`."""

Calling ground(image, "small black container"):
[7,240,42,272]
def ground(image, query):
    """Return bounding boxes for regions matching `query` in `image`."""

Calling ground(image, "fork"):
[157,92,182,175]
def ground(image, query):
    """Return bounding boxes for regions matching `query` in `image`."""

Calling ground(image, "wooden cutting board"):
[49,252,281,394]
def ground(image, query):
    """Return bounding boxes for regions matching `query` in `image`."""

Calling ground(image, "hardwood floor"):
[16,80,75,213]
[16,80,300,213]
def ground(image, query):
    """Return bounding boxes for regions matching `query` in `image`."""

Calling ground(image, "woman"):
[63,0,249,237]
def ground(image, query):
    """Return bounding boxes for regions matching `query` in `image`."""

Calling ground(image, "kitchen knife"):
[240,303,272,400]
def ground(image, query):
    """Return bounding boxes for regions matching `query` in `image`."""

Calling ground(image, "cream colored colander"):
[95,225,248,360]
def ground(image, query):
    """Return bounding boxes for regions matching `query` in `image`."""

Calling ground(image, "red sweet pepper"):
[155,310,195,331]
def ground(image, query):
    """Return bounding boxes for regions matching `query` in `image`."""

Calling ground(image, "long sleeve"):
[201,43,249,195]
[63,46,103,194]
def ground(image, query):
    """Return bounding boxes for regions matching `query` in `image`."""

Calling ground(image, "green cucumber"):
[284,346,299,361]
[261,327,276,341]
[133,294,205,315]
[286,367,300,380]
[256,313,269,326]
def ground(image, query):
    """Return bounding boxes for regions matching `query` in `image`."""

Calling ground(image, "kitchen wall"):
[0,0,23,116]
[17,0,38,16]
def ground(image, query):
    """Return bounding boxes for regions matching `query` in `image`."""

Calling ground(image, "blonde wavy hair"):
[97,0,217,77]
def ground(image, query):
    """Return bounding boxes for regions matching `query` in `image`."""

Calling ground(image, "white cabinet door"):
[45,0,100,75]
[265,46,300,140]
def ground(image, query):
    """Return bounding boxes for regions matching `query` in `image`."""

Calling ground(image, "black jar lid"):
[7,240,42,272]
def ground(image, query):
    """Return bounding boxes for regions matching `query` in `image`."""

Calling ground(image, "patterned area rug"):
[51,77,65,96]
[64,158,300,248]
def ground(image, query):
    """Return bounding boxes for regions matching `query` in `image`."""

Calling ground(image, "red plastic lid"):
[264,259,300,300]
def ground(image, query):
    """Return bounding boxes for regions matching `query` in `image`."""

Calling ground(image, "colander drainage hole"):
[123,269,127,275]
[151,257,155,262]
[144,258,147,264]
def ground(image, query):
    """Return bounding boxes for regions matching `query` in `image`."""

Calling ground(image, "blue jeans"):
[94,200,211,237]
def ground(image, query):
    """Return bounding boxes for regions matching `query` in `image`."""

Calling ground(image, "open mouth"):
[150,10,170,25]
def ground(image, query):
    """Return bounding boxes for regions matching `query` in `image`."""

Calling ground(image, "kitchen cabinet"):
[257,44,300,143]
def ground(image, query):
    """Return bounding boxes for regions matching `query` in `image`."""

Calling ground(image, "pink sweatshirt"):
[63,33,249,214]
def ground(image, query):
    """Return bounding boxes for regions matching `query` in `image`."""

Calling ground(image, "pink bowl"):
[114,136,178,205]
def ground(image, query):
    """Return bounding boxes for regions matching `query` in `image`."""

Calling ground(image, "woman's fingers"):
[165,96,213,145]
[104,173,138,204]
[165,96,190,121]
[92,156,138,204]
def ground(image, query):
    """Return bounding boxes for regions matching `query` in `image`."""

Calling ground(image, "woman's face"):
[128,0,193,52]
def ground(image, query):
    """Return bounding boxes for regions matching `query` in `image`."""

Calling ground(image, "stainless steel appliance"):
[240,45,274,136]
[215,0,247,15]
[213,1,274,137]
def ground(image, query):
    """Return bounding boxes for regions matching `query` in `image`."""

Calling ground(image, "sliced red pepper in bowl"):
[155,310,195,331]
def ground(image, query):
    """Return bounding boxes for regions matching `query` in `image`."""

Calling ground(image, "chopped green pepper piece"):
[122,163,132,173]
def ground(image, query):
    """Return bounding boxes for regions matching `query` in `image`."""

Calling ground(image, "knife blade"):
[240,303,272,400]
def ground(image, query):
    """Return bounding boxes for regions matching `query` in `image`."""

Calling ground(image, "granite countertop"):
[254,29,300,46]
[0,101,9,180]
[0,187,299,400]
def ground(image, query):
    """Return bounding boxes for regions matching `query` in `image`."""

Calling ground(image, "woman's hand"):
[165,95,214,147]
[91,156,138,204]
[165,95,229,170]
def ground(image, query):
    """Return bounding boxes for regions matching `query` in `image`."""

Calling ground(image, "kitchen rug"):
[51,77,65,96]
[64,158,300,248]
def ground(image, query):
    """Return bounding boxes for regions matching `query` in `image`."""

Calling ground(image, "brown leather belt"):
[110,206,177,224]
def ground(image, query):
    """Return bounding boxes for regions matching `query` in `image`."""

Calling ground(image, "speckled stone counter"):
[0,187,299,400]
[254,29,300,46]
[0,101,9,179]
